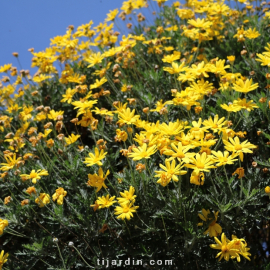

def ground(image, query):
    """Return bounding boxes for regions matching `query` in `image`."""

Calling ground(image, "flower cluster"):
[1,0,270,267]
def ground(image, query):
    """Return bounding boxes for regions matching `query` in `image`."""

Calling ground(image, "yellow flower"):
[6,104,21,113]
[0,219,8,235]
[128,143,157,161]
[163,62,187,74]
[185,152,216,173]
[162,53,180,64]
[177,71,196,83]
[0,250,9,270]
[117,108,140,125]
[90,77,107,89]
[52,187,67,205]
[77,110,95,127]
[211,151,238,167]
[190,171,205,185]
[223,136,256,162]
[155,159,187,187]
[220,103,241,112]
[232,78,258,93]
[19,105,33,121]
[230,235,251,262]
[85,52,104,68]
[38,129,52,139]
[105,8,119,22]
[203,115,227,133]
[192,138,217,148]
[159,120,183,136]
[117,186,137,204]
[245,27,260,39]
[190,61,209,78]
[256,53,270,67]
[198,209,222,237]
[33,74,52,83]
[188,18,212,29]
[265,186,270,194]
[20,169,49,184]
[92,107,114,116]
[35,193,50,208]
[150,99,172,113]
[0,64,12,73]
[210,59,230,75]
[65,134,81,145]
[163,142,195,163]
[47,110,64,121]
[113,102,128,113]
[61,88,77,103]
[233,26,246,42]
[93,195,116,209]
[84,147,107,166]
[233,98,259,112]
[133,133,158,147]
[87,167,110,192]
[115,129,128,142]
[189,118,209,140]
[114,201,139,220]
[227,55,235,63]
[0,153,22,171]
[210,233,240,261]
[72,100,98,117]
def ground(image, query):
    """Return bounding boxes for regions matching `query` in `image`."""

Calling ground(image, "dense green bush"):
[1,0,270,269]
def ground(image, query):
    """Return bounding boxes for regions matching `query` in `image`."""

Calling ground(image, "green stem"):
[56,242,66,270]
[223,166,233,196]
[161,215,169,247]
[124,220,132,238]
[73,246,94,268]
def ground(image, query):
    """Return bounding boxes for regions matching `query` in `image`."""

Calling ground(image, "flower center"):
[182,140,189,146]
[210,220,216,226]
[30,172,38,178]
[197,162,205,169]
[123,207,130,213]
[126,194,132,200]
[221,245,229,253]
[177,153,185,158]
[235,144,242,151]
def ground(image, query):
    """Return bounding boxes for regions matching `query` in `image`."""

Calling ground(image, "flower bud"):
[241,50,247,55]
[259,97,267,103]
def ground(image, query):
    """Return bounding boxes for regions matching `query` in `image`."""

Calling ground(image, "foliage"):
[1,0,270,269]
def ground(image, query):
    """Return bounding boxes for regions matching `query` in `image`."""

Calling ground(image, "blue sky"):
[0,0,136,73]
[1,0,224,75]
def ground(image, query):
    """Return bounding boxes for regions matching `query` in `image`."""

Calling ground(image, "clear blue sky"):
[0,0,209,75]
[0,0,143,73]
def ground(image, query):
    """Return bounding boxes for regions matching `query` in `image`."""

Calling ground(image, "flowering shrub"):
[1,0,270,269]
